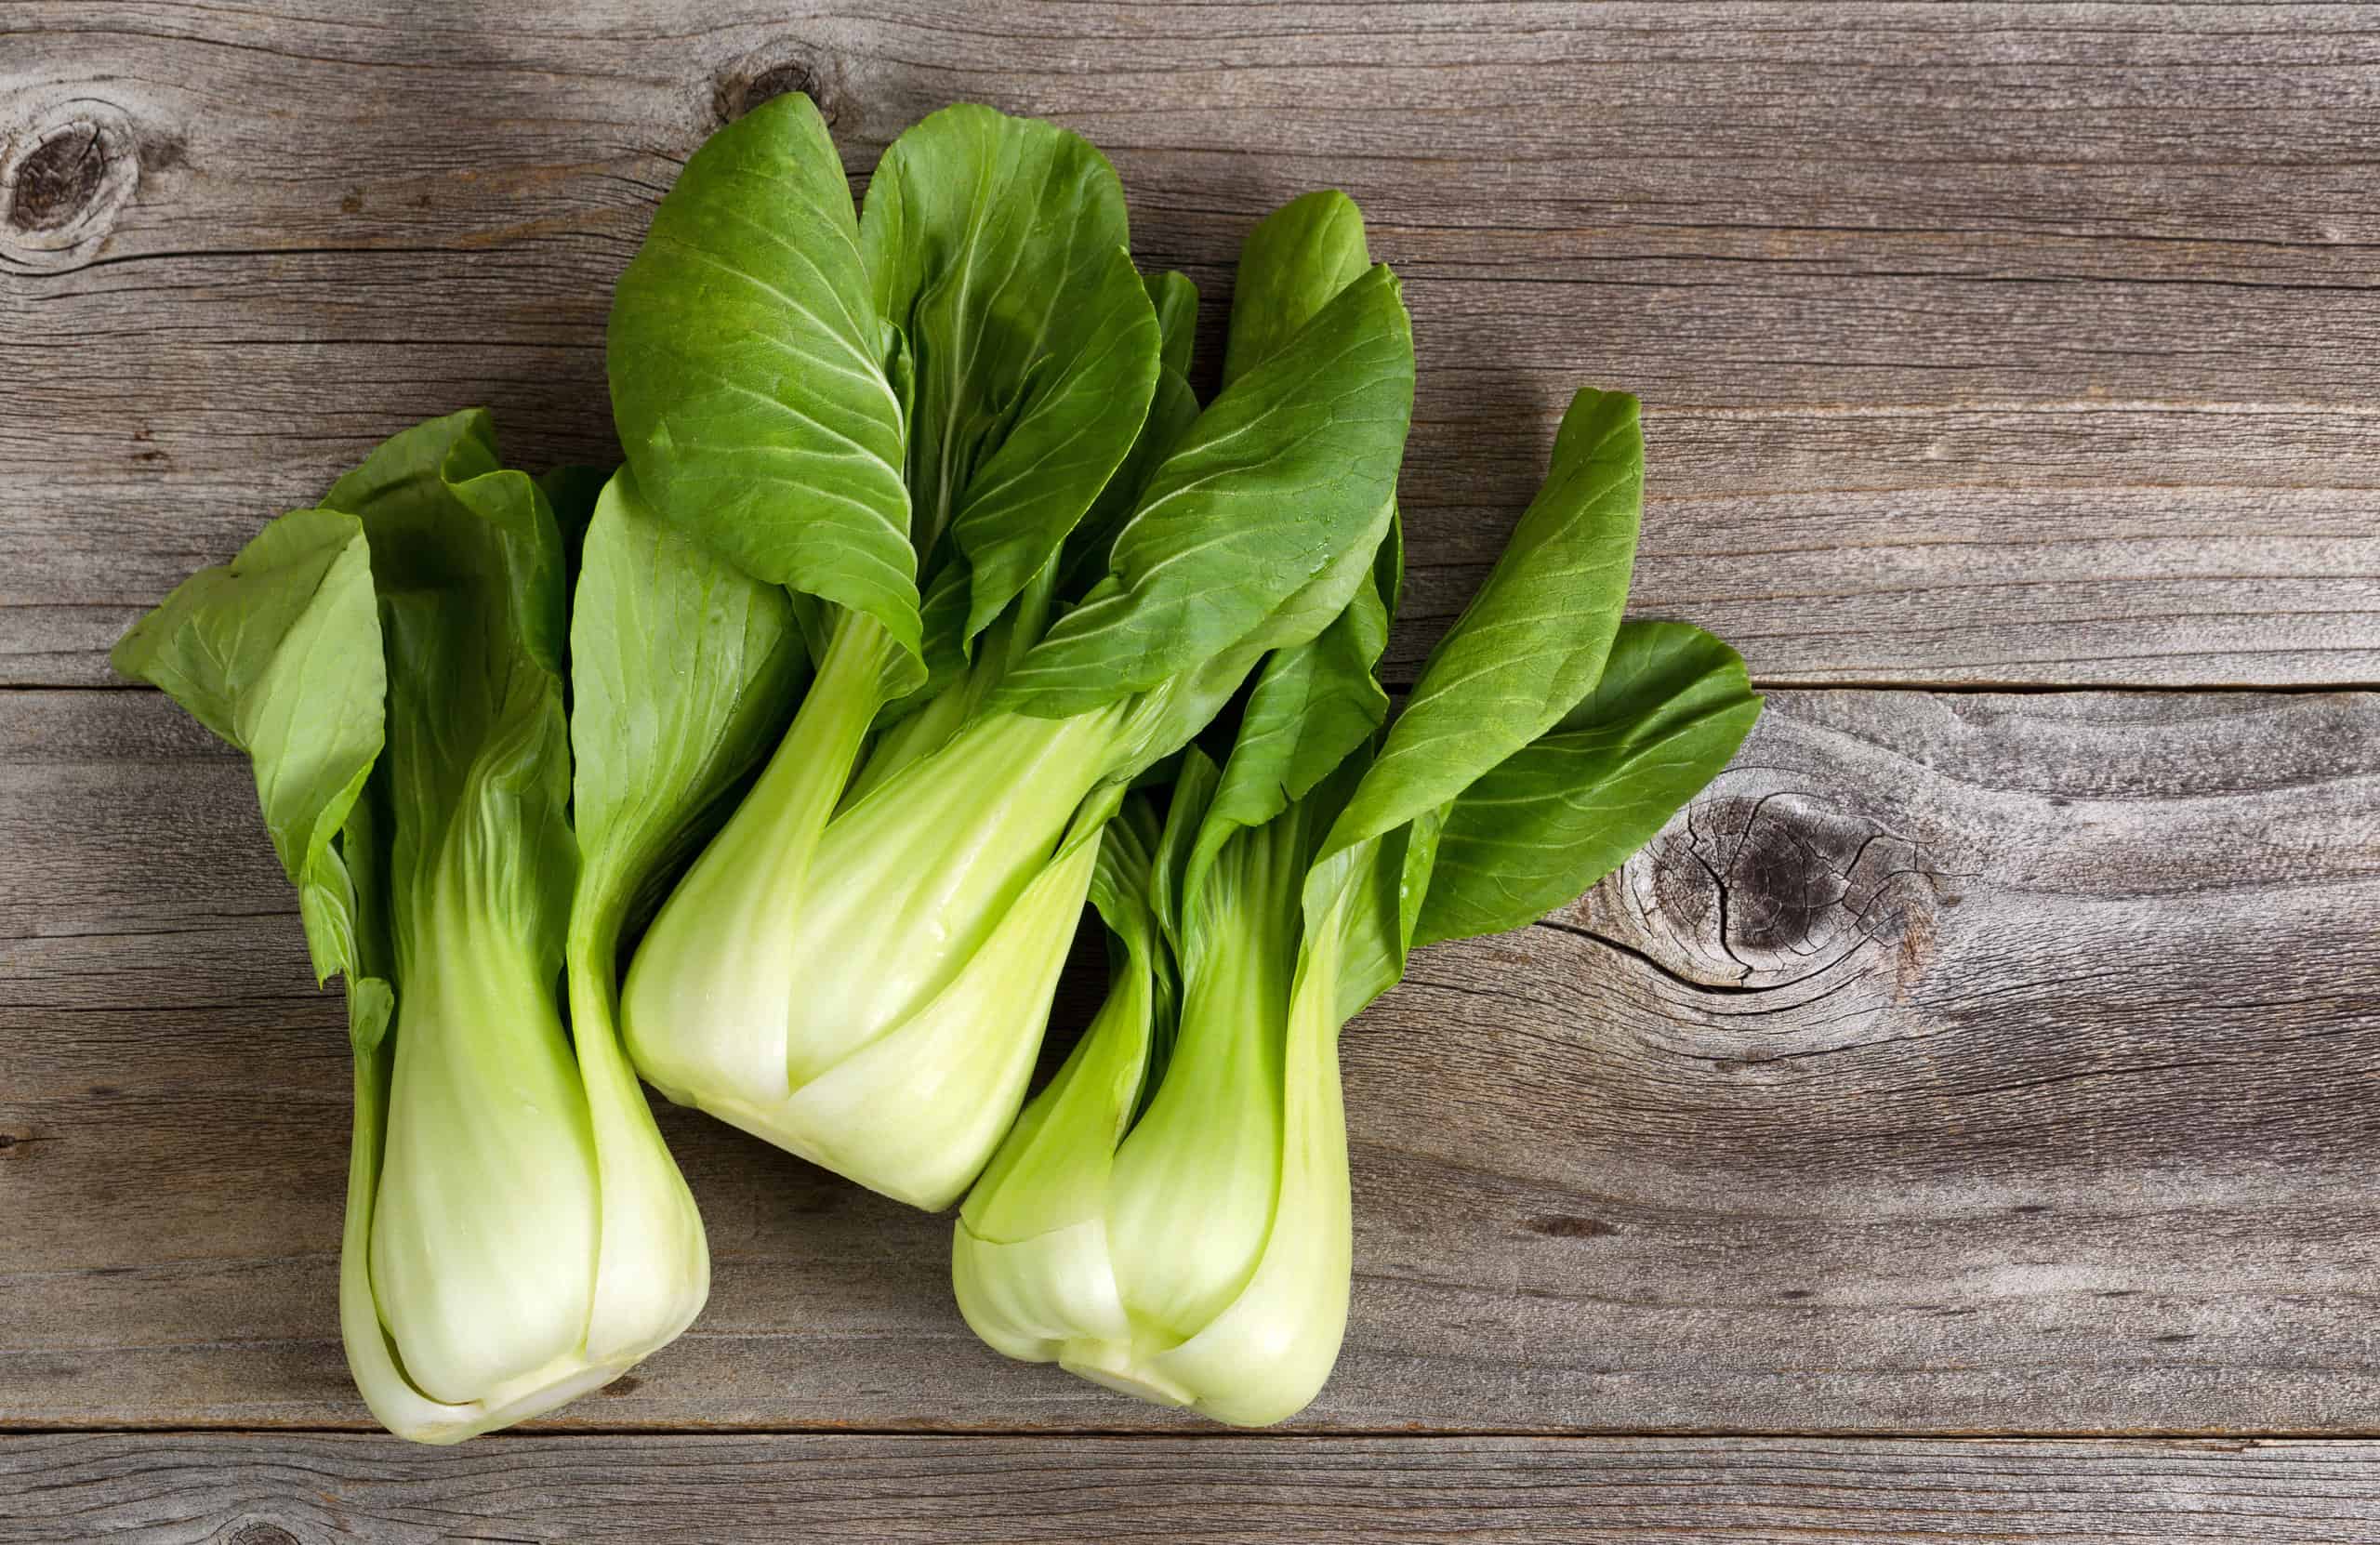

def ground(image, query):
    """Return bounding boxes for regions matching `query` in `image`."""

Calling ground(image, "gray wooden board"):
[6,685,2375,1436]
[5,2,2378,689]
[7,1434,2380,1545]
[7,0,2380,1533]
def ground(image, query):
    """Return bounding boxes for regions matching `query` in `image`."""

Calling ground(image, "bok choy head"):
[953,275,1765,1422]
[112,414,726,1444]
[605,98,1416,1208]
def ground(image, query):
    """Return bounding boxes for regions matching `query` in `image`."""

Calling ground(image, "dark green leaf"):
[1191,191,1399,892]
[606,92,919,664]
[1222,190,1370,386]
[538,463,612,591]
[1059,363,1201,600]
[1416,621,1761,945]
[859,103,1159,644]
[1147,270,1197,377]
[1319,387,1643,864]
[1102,492,1393,791]
[996,265,1415,717]
[1202,570,1388,839]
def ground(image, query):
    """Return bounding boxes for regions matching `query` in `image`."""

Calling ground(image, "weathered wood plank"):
[7,1433,2380,1545]
[5,2,2376,687]
[5,686,2375,1434]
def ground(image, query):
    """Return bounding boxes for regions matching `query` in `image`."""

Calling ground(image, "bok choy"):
[112,413,720,1443]
[111,87,1771,1438]
[606,96,1416,1209]
[951,214,1764,1421]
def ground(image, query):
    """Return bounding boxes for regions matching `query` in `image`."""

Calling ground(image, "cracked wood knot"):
[2,101,144,265]
[7,123,106,231]
[715,43,853,132]
[1631,787,1957,995]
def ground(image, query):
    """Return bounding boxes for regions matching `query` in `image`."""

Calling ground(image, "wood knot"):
[9,123,106,231]
[715,44,853,132]
[1630,787,1953,994]
[228,1525,298,1545]
[1523,1214,1618,1240]
[2,100,142,267]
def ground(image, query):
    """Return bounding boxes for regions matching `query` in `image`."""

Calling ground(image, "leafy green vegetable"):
[1416,619,1762,944]
[563,469,808,1363]
[111,507,388,1001]
[608,99,1416,1209]
[1318,389,1645,861]
[122,89,1767,1438]
[114,412,717,1444]
[990,265,1408,715]
[607,94,919,661]
[953,383,1761,1427]
[1186,191,1396,892]
[860,103,1161,642]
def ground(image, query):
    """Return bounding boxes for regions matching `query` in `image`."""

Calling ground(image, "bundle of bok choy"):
[950,201,1763,1424]
[606,95,1415,1210]
[113,88,1760,1442]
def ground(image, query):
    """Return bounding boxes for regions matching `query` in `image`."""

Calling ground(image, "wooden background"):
[5,2,2377,1539]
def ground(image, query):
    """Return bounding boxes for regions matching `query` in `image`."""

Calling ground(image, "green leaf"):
[1191,191,1399,891]
[1222,190,1371,386]
[1103,493,1393,791]
[324,410,578,983]
[1281,749,1426,1025]
[1416,621,1761,945]
[1148,270,1198,377]
[568,469,807,956]
[1059,363,1201,600]
[1319,387,1643,863]
[110,506,387,1001]
[325,410,571,679]
[997,264,1416,717]
[606,92,919,666]
[1196,571,1388,873]
[1375,504,1406,621]
[1046,272,1198,602]
[859,103,1159,646]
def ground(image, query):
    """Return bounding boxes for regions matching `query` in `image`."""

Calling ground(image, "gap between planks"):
[0,1424,2361,1445]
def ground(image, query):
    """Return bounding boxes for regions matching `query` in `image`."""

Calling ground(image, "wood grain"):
[7,1433,2380,1544]
[7,12,2380,1538]
[6,685,2374,1436]
[5,2,2376,688]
